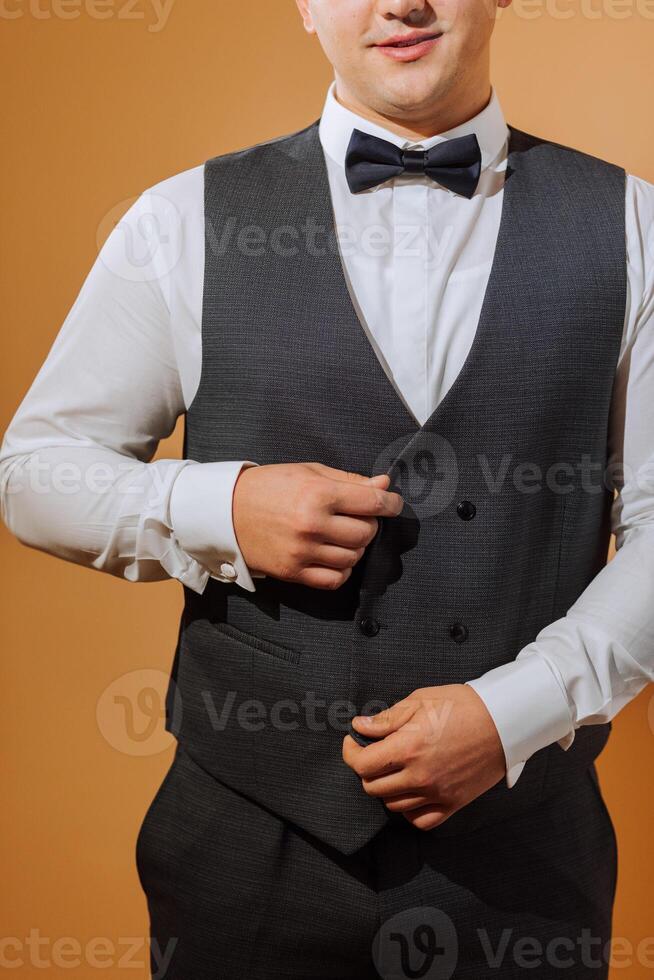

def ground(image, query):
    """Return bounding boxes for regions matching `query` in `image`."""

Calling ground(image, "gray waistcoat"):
[164,120,626,855]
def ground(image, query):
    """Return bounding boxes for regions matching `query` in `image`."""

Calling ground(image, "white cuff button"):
[219,562,238,580]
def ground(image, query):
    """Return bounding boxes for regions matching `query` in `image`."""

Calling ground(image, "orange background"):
[1,1,653,976]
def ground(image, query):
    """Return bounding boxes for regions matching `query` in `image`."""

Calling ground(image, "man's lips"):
[374,31,443,61]
[377,31,442,47]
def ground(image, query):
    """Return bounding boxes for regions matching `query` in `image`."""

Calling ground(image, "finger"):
[403,805,451,831]
[344,729,407,780]
[310,543,366,570]
[306,463,390,488]
[382,794,432,813]
[328,481,404,520]
[342,731,403,774]
[298,566,353,590]
[324,514,379,549]
[342,733,364,769]
[352,698,418,739]
[362,770,416,798]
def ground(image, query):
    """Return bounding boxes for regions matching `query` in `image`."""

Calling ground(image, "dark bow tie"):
[344,128,482,198]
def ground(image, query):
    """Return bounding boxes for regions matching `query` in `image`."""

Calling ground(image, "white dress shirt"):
[2,80,653,789]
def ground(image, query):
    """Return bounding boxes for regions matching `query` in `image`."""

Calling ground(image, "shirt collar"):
[318,77,508,173]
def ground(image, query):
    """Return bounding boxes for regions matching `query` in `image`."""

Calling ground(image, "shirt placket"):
[392,175,430,426]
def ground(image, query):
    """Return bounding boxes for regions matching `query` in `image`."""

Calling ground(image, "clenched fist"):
[232,462,404,590]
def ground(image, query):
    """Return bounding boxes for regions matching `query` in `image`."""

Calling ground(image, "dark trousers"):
[136,743,617,979]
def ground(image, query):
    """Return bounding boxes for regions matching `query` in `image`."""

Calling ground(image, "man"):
[1,0,653,976]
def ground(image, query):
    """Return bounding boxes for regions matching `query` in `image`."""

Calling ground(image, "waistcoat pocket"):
[208,620,302,666]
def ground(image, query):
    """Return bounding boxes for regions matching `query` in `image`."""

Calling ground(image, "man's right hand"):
[232,462,404,590]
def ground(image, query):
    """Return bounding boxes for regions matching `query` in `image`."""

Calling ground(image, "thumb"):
[367,473,391,488]
[352,698,417,738]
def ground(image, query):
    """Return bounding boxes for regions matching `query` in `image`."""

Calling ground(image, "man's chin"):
[373,75,446,115]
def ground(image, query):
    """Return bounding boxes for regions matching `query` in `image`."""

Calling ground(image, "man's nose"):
[375,0,430,22]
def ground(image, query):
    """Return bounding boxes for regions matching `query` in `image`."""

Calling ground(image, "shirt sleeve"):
[168,459,266,589]
[466,172,654,787]
[0,184,259,594]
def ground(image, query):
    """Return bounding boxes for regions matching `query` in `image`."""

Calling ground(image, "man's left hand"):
[342,684,507,831]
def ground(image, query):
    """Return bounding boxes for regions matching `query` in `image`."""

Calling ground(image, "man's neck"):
[332,79,493,141]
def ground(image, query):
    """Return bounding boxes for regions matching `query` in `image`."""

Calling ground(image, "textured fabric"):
[160,119,627,858]
[136,742,617,979]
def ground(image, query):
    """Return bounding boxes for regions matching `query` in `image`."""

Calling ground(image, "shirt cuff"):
[465,655,575,789]
[168,460,261,593]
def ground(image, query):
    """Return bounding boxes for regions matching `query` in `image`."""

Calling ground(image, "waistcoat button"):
[448,622,468,643]
[456,500,476,521]
[359,616,380,637]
